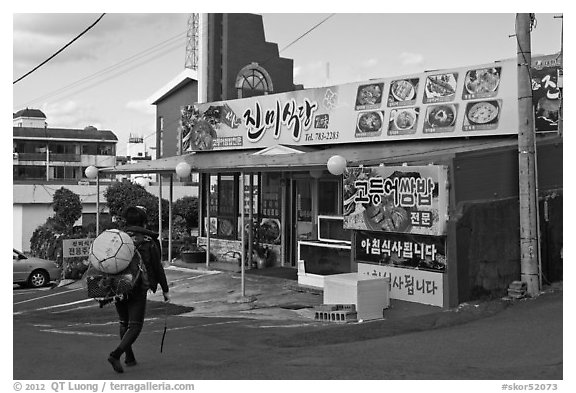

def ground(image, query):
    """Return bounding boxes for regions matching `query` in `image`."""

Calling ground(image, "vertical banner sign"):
[343,165,449,236]
[531,54,562,132]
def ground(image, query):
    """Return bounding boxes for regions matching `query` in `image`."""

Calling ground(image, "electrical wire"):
[13,13,106,85]
[260,13,336,68]
[19,31,187,108]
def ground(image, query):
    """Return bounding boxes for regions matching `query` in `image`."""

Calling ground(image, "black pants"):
[112,291,147,360]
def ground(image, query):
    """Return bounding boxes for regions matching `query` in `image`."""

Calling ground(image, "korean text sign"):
[343,165,449,236]
[62,238,93,259]
[355,230,446,273]
[358,263,444,307]
[179,58,521,152]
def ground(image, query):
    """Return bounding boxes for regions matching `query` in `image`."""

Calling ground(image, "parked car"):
[13,249,61,288]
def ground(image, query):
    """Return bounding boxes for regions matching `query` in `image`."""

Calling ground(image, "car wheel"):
[28,270,49,288]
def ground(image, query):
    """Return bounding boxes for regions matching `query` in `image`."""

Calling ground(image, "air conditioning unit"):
[13,152,19,160]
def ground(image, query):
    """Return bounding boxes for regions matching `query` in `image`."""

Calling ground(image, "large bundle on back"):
[83,229,147,303]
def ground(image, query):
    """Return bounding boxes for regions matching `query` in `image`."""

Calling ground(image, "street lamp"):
[85,165,100,234]
[327,155,347,176]
[175,161,192,179]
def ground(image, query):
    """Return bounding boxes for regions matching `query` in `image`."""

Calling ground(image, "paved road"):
[13,272,563,381]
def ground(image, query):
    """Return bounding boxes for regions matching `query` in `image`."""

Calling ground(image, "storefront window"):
[318,179,341,215]
[206,174,238,240]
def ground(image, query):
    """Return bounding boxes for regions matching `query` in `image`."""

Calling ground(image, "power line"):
[13,13,106,85]
[260,14,335,69]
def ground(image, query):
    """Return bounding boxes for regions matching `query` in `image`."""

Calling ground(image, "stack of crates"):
[508,281,527,299]
[314,304,357,323]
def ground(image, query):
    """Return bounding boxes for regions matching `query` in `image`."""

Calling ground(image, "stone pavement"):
[147,258,563,330]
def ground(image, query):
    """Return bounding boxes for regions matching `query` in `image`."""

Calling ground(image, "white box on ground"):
[323,273,390,321]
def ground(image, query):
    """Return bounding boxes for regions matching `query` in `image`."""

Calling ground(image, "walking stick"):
[160,302,167,353]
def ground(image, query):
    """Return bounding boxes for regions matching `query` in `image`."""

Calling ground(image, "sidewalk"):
[148,258,563,329]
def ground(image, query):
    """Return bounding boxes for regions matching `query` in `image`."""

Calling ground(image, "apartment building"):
[13,108,118,182]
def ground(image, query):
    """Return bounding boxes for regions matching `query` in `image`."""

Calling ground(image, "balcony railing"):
[16,153,81,162]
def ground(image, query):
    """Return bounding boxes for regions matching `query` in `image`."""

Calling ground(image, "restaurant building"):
[103,14,562,308]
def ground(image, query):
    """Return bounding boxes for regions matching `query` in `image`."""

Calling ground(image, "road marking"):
[39,329,115,337]
[169,272,219,285]
[13,287,84,305]
[255,323,318,328]
[150,320,240,333]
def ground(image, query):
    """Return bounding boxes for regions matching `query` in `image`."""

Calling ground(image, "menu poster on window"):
[355,230,446,272]
[243,184,258,214]
[262,186,280,218]
[343,165,449,236]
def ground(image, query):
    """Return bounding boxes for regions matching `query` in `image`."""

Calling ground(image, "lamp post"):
[85,165,99,234]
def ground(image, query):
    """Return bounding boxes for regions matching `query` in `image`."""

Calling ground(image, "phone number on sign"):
[307,131,340,141]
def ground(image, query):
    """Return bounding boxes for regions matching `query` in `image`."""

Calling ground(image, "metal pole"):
[205,174,211,268]
[240,171,245,297]
[168,174,173,264]
[46,145,50,181]
[248,174,253,269]
[96,173,100,235]
[516,13,541,296]
[158,176,163,260]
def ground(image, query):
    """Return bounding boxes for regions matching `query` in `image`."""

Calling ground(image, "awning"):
[99,135,537,175]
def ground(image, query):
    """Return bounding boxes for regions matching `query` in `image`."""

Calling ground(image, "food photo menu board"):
[180,58,525,152]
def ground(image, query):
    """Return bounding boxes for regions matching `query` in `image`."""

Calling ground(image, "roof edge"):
[148,68,198,105]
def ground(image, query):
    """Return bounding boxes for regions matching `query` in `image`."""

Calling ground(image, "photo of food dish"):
[464,67,501,95]
[218,218,234,237]
[466,101,499,124]
[426,105,457,128]
[393,109,416,130]
[260,218,281,244]
[391,79,416,102]
[424,73,457,101]
[356,111,383,134]
[191,119,217,150]
[363,197,411,233]
[355,83,383,108]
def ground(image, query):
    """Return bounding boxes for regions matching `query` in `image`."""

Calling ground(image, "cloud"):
[13,14,184,68]
[360,58,379,68]
[398,52,424,67]
[40,101,103,129]
[126,99,155,115]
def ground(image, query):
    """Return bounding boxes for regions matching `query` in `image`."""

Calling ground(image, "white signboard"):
[358,263,444,307]
[62,238,93,258]
[181,59,519,152]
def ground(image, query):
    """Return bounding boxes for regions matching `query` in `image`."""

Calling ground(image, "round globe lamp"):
[85,165,98,179]
[175,162,192,179]
[327,155,347,176]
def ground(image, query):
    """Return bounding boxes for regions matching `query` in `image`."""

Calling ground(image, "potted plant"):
[179,236,206,264]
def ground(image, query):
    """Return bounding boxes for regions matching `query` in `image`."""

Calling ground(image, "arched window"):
[235,63,273,99]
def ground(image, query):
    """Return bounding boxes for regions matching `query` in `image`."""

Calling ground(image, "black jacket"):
[124,226,169,294]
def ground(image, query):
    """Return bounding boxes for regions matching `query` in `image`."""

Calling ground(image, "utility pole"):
[516,13,541,296]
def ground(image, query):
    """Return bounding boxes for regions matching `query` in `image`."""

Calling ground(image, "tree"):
[104,181,169,231]
[173,196,199,233]
[52,187,82,227]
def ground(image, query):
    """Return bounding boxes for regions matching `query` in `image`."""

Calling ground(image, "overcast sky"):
[10,6,565,157]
